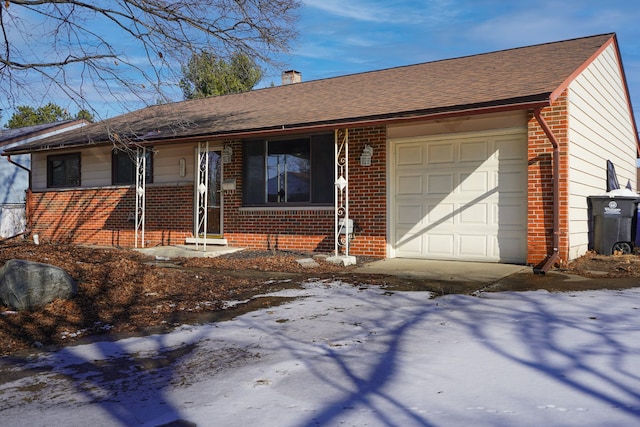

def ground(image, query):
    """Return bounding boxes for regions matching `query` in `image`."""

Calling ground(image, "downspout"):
[6,155,33,235]
[6,154,30,176]
[532,108,560,274]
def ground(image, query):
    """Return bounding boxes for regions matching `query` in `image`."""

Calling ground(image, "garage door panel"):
[426,202,454,224]
[496,203,527,227]
[397,174,423,195]
[496,137,527,160]
[427,143,454,164]
[397,204,423,225]
[427,174,454,194]
[459,203,489,225]
[460,140,488,162]
[497,169,526,193]
[394,130,527,263]
[493,233,527,263]
[460,170,489,192]
[426,234,454,256]
[459,234,489,258]
[397,145,423,165]
[395,229,423,255]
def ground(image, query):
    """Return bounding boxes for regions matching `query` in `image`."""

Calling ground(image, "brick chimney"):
[281,70,302,85]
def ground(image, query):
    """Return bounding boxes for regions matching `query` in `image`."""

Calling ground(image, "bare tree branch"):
[0,0,300,119]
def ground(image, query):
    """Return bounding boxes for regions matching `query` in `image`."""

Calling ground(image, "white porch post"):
[196,141,209,251]
[134,147,146,248]
[329,128,356,266]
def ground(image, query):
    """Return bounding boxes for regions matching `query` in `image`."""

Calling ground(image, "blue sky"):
[2,0,639,129]
[265,0,640,128]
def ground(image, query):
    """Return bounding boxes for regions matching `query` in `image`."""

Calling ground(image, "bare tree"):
[0,1,300,118]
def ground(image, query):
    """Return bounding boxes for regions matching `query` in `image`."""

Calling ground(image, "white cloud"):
[302,0,396,23]
[301,0,458,25]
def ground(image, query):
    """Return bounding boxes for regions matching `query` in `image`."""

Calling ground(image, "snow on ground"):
[1,279,639,426]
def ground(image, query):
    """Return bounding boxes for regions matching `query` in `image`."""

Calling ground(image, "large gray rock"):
[0,259,78,311]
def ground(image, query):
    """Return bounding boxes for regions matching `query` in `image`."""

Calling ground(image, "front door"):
[206,149,222,235]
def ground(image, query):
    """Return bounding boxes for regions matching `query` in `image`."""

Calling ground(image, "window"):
[47,153,80,188]
[112,149,153,185]
[243,134,333,206]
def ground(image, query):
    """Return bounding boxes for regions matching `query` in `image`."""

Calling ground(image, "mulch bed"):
[0,242,360,357]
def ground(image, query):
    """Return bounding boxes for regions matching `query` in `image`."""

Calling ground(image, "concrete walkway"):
[135,244,242,259]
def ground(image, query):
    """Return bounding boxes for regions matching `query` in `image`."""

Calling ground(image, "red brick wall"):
[343,127,387,257]
[29,185,193,247]
[527,92,570,266]
[221,127,388,257]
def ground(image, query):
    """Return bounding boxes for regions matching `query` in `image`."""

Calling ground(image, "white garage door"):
[393,130,527,263]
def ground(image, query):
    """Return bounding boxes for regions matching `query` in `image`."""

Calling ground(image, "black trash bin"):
[588,195,639,255]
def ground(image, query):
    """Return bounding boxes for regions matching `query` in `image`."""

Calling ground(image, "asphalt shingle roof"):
[0,121,80,148]
[3,33,617,154]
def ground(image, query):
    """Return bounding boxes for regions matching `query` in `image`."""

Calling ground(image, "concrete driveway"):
[353,258,528,283]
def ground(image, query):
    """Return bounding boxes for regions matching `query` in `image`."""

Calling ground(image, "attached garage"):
[391,129,528,263]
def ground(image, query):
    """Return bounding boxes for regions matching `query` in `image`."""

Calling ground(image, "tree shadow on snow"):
[0,324,207,426]
[237,284,640,426]
[438,290,640,419]
[235,284,439,427]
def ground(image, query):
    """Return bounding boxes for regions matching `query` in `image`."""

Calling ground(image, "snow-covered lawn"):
[1,280,639,426]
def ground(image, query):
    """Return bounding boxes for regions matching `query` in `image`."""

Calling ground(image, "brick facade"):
[342,127,387,257]
[526,92,570,266]
[220,126,388,257]
[29,185,193,247]
[27,126,389,257]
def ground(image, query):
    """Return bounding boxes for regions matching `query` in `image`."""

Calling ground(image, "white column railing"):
[134,147,146,248]
[196,141,209,251]
[334,129,349,257]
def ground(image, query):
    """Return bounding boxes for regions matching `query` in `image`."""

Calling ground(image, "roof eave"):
[164,97,551,143]
[0,120,88,152]
[2,97,551,154]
